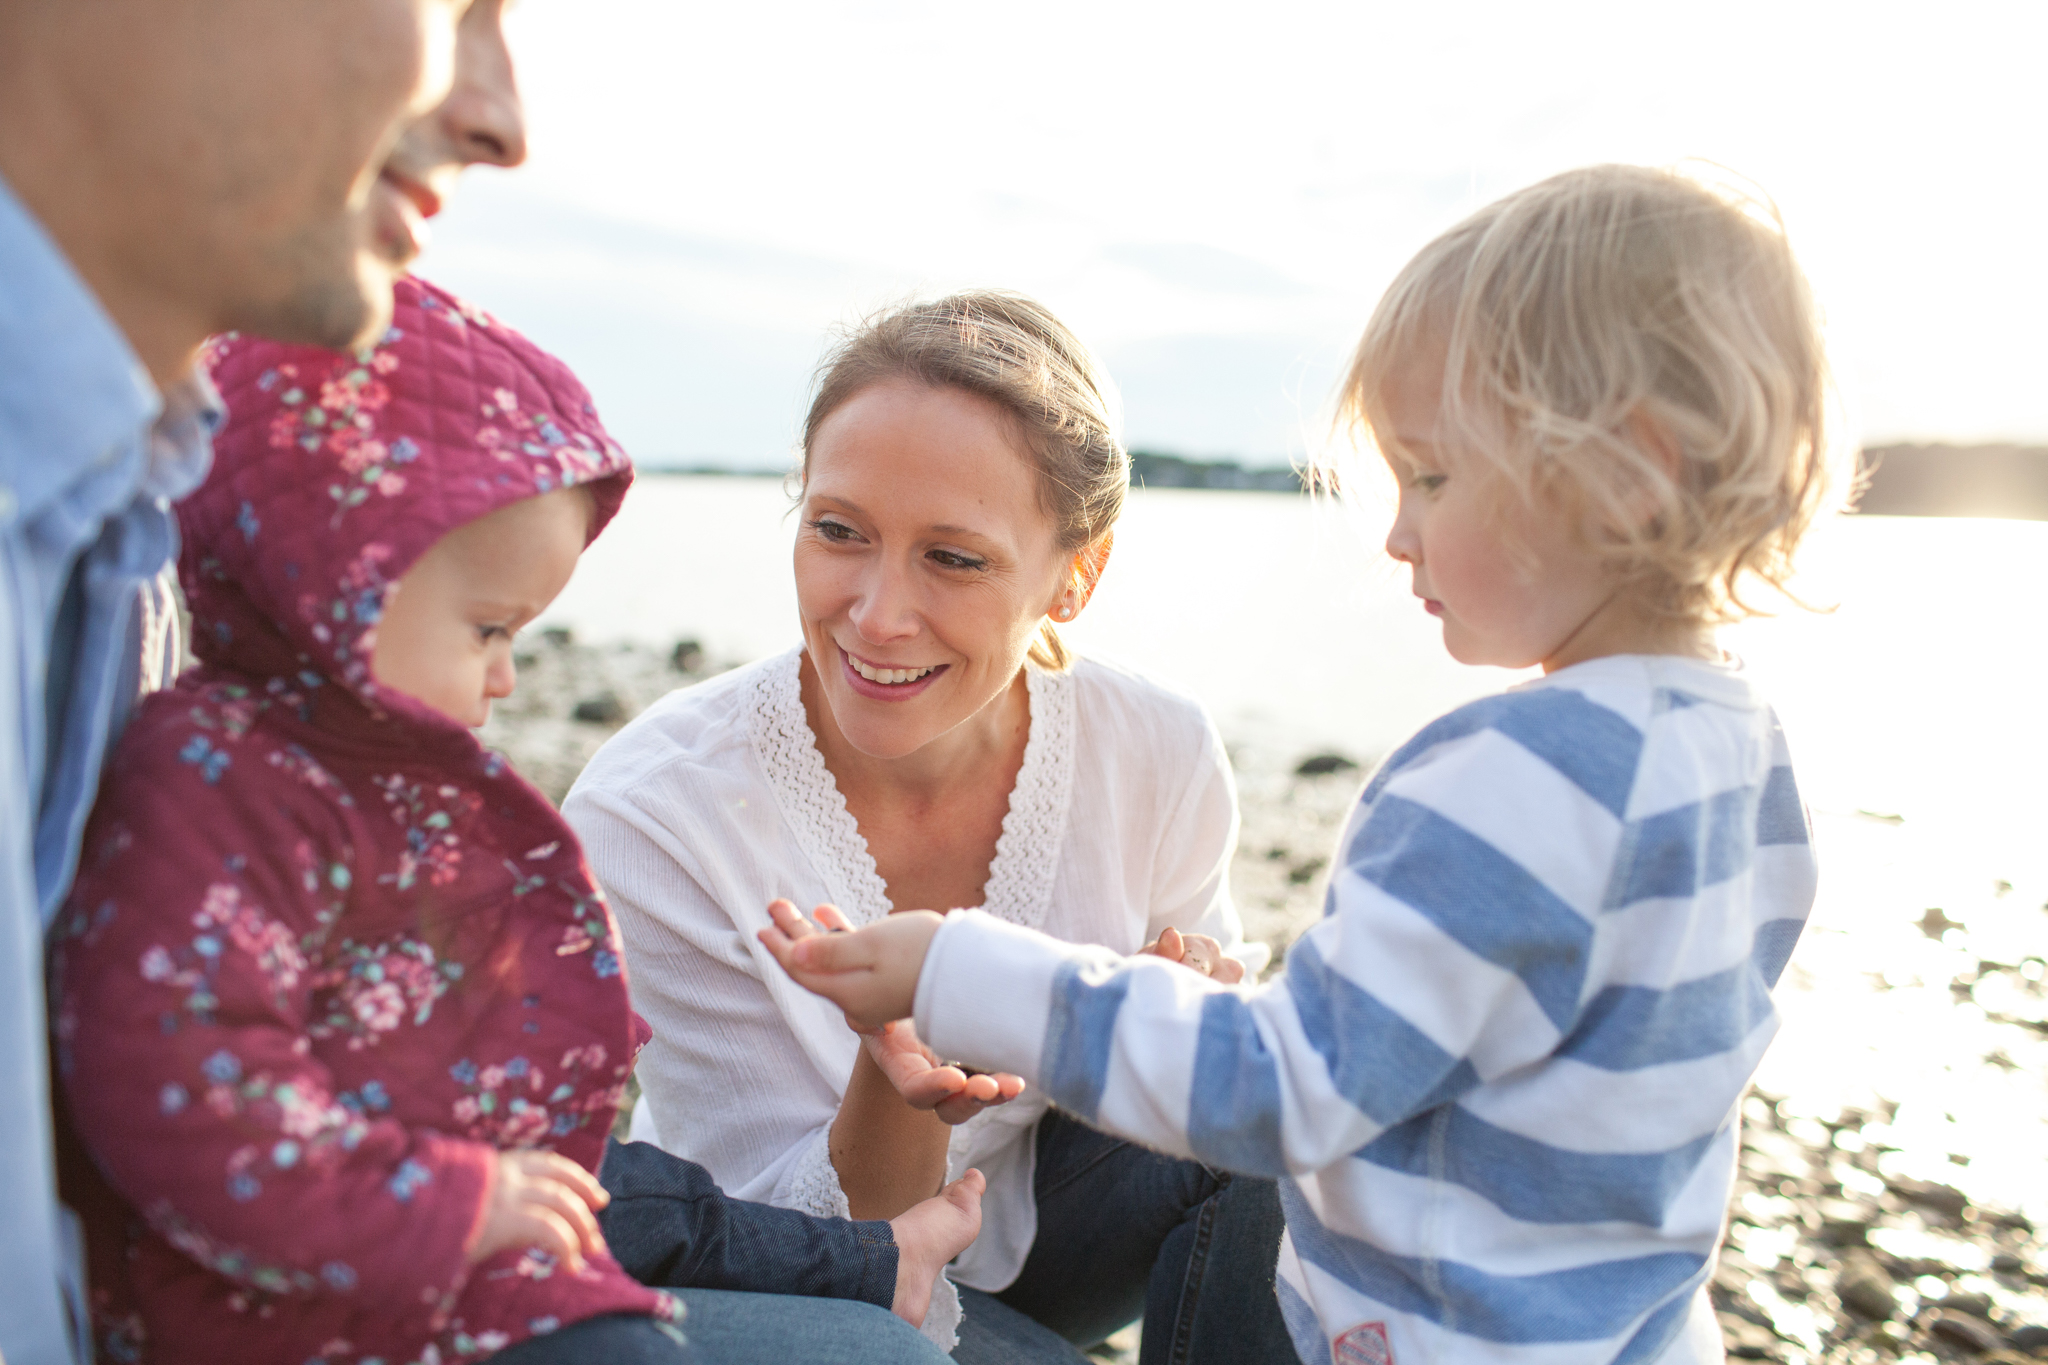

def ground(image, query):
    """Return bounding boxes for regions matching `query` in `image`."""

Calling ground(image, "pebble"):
[1924,1308,2005,1353]
[570,691,625,724]
[1837,1255,1899,1320]
[2009,1324,2048,1351]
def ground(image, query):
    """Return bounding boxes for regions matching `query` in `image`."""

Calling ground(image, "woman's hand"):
[863,1019,1025,1126]
[1140,926,1247,984]
[466,1149,610,1272]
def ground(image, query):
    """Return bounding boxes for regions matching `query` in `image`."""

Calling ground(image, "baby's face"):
[371,488,592,726]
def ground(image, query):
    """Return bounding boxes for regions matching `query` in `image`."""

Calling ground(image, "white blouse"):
[563,647,1265,1325]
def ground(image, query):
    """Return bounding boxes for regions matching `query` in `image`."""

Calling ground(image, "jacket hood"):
[186,275,632,730]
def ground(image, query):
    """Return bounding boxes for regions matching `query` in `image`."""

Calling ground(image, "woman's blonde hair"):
[800,291,1127,670]
[1338,163,1849,622]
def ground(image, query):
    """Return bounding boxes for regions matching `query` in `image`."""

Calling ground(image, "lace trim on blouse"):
[746,648,1076,930]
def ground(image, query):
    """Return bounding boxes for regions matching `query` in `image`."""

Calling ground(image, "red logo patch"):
[1333,1321,1393,1365]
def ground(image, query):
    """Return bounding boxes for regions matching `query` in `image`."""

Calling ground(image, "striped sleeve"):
[916,698,1621,1177]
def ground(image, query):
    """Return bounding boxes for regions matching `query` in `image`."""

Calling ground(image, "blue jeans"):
[955,1110,1296,1365]
[489,1293,952,1364]
[598,1139,898,1306]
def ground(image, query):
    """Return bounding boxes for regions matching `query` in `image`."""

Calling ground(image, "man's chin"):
[250,253,401,353]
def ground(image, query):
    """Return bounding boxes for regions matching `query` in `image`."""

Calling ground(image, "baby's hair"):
[800,291,1127,670]
[1339,163,1848,622]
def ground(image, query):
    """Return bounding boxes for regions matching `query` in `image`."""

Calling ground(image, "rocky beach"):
[490,633,2048,1365]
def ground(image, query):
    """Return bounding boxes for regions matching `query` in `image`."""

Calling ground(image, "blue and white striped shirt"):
[916,655,1815,1365]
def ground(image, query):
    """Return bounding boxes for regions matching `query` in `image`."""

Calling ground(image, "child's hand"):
[467,1149,611,1273]
[863,1018,1025,1126]
[758,899,940,1031]
[1140,926,1247,984]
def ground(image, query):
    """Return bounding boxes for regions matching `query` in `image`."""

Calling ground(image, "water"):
[547,476,2048,1222]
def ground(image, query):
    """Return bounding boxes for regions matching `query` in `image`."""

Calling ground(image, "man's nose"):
[448,7,527,168]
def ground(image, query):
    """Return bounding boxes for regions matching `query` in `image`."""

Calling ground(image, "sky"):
[419,0,2048,470]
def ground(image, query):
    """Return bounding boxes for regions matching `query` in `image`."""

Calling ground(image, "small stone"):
[1925,1307,2004,1353]
[1287,858,1327,886]
[571,692,624,724]
[1919,907,1964,938]
[540,626,574,648]
[1888,1176,1971,1216]
[1816,1197,1874,1245]
[1993,1253,2026,1274]
[1294,752,1360,778]
[670,638,705,674]
[1836,1255,1898,1320]
[1721,1317,1782,1359]
[2007,1323,2048,1352]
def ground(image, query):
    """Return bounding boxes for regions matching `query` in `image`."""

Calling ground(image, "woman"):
[566,294,1293,1363]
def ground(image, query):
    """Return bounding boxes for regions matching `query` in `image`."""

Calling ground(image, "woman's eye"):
[1409,473,1448,494]
[809,517,861,543]
[928,548,987,571]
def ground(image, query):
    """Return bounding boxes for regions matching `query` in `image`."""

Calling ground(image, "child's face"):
[371,488,593,726]
[1377,352,1618,673]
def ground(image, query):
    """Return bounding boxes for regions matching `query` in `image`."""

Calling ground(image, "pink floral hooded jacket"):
[51,276,679,1365]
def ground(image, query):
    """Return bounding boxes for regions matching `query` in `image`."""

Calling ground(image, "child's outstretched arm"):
[768,719,1606,1180]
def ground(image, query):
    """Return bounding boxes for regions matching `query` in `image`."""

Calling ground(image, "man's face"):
[139,0,466,351]
[200,0,464,349]
[375,0,527,269]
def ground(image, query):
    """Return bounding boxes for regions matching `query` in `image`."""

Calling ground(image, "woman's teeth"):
[849,656,935,686]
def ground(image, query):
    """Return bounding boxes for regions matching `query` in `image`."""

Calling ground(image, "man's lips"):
[380,167,442,220]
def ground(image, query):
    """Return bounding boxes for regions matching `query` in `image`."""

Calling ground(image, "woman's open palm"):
[862,1019,1025,1125]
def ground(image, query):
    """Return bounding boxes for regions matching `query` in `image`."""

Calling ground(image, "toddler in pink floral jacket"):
[51,276,980,1365]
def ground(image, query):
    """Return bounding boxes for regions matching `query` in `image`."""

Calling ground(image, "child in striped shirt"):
[760,163,1851,1365]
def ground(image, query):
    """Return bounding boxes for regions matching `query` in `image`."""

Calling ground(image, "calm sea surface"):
[545,475,2048,1220]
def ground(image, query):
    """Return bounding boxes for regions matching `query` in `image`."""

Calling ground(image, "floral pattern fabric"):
[51,276,671,1365]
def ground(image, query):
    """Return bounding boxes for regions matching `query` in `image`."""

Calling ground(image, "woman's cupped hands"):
[765,899,1026,1124]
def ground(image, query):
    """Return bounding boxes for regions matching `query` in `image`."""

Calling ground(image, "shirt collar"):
[147,367,223,505]
[0,171,164,525]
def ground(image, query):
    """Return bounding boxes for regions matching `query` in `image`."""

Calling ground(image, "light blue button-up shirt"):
[0,172,216,1363]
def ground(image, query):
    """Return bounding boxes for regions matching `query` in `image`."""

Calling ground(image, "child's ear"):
[1617,407,1684,531]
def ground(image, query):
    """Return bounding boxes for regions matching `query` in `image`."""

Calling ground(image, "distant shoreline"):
[634,443,2048,520]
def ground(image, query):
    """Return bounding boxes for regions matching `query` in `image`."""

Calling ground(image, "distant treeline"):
[1127,449,1303,492]
[1858,444,2048,521]
[641,452,1313,492]
[643,444,2048,519]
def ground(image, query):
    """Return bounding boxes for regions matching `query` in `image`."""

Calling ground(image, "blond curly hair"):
[1338,163,1851,623]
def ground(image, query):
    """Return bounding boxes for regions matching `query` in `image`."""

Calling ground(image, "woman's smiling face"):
[795,379,1069,760]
